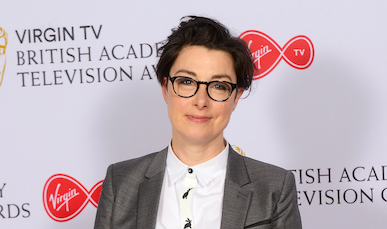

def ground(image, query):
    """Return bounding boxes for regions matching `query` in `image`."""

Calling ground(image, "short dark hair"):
[156,16,254,91]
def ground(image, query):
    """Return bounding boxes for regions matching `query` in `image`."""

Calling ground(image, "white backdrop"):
[1,1,386,228]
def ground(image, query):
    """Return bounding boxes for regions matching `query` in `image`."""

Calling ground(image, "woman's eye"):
[213,83,228,91]
[182,79,192,84]
[177,78,194,85]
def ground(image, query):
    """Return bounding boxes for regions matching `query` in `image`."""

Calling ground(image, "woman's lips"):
[186,115,211,123]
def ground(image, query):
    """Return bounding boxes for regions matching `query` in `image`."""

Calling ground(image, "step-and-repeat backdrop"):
[1,1,386,228]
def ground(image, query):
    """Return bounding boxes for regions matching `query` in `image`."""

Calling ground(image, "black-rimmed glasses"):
[167,76,238,102]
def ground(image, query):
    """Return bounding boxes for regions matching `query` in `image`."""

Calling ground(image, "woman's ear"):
[232,88,244,111]
[162,78,169,104]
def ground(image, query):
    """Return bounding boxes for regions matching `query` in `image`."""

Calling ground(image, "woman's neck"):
[170,135,226,166]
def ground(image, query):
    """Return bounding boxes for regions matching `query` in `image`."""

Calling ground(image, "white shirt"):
[155,143,229,229]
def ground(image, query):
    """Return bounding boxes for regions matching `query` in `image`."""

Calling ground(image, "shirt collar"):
[166,141,229,187]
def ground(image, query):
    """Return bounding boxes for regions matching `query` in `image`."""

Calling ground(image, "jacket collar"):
[137,148,167,229]
[144,147,168,178]
[136,146,252,229]
[226,146,251,186]
[220,146,252,229]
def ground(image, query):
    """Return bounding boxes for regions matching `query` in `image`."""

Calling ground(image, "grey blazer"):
[94,147,302,229]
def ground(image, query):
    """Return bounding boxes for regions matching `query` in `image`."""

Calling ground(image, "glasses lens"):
[208,81,233,101]
[173,77,198,97]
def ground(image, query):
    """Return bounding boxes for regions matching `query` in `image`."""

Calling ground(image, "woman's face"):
[162,45,243,145]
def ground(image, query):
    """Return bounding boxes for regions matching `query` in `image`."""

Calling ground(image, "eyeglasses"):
[167,76,238,102]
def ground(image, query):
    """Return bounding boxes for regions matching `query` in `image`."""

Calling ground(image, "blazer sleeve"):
[272,171,302,229]
[94,164,114,229]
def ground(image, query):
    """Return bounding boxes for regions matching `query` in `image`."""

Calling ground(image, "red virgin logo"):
[43,174,103,222]
[239,30,314,79]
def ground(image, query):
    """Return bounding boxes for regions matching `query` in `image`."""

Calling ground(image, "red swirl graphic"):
[239,30,314,79]
[43,174,103,222]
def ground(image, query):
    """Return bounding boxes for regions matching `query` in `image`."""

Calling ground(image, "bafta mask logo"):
[0,27,8,87]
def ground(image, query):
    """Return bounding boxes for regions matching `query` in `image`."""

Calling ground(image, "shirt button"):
[188,168,193,174]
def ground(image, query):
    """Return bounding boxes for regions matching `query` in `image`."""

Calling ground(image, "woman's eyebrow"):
[174,69,196,76]
[174,70,233,82]
[212,74,232,81]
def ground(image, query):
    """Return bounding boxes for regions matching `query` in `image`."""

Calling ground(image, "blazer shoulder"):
[243,155,289,174]
[108,147,167,181]
[240,153,295,187]
[113,151,158,169]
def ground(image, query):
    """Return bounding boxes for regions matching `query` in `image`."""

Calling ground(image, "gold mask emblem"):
[0,27,8,86]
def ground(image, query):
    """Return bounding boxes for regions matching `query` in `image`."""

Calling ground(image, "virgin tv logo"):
[43,174,103,222]
[239,30,314,79]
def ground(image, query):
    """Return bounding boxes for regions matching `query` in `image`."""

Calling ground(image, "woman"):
[95,16,302,229]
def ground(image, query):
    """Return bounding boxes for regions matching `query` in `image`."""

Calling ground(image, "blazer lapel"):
[136,148,167,229]
[221,148,252,229]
